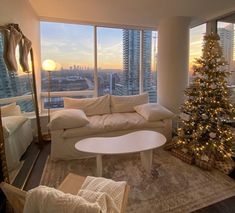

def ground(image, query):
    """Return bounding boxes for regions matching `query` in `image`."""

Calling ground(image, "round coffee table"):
[75,130,166,176]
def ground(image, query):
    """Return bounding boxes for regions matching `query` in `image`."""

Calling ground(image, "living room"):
[0,0,235,212]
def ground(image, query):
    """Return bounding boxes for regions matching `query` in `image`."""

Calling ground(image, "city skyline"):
[41,21,206,71]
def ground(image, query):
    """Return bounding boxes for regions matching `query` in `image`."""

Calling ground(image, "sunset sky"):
[40,22,206,72]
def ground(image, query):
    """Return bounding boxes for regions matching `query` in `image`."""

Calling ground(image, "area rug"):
[40,149,235,213]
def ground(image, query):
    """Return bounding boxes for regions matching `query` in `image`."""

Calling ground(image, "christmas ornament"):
[209,132,216,138]
[180,113,191,121]
[201,155,209,162]
[202,114,208,120]
[210,84,216,89]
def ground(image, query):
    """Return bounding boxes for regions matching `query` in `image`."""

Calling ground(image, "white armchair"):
[1,103,33,172]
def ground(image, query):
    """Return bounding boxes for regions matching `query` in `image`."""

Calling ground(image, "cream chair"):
[0,181,26,213]
[0,173,130,213]
[1,103,33,172]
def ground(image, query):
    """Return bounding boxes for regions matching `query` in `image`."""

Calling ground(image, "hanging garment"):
[3,26,22,72]
[19,37,32,72]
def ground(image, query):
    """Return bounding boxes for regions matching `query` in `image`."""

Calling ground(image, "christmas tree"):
[177,32,235,164]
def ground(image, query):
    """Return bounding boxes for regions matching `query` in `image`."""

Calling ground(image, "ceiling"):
[28,0,235,28]
[220,13,235,24]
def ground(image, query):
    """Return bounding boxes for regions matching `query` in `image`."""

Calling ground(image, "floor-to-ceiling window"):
[97,27,157,102]
[189,24,206,83]
[40,21,158,110]
[217,20,235,104]
[40,22,94,109]
[97,27,124,96]
[217,21,235,86]
[143,30,157,103]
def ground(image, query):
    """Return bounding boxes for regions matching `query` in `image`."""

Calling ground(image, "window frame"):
[39,22,158,111]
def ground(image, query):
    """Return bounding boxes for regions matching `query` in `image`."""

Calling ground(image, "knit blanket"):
[78,176,127,213]
[23,186,101,213]
[23,176,127,213]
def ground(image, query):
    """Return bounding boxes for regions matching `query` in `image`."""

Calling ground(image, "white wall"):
[158,17,190,114]
[0,0,41,95]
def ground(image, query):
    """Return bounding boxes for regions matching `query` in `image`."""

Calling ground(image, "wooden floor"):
[20,142,235,213]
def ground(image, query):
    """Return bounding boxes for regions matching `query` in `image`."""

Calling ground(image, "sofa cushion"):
[62,112,165,138]
[48,109,89,131]
[134,103,175,121]
[1,102,22,117]
[64,95,110,116]
[2,116,28,138]
[110,93,149,113]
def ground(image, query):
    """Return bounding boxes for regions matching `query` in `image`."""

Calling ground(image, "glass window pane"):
[16,99,35,113]
[189,24,206,82]
[43,95,93,109]
[97,27,123,96]
[217,22,234,85]
[40,22,94,93]
[143,30,157,103]
[97,27,142,96]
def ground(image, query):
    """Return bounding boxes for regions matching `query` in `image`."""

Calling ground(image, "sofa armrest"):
[2,116,28,138]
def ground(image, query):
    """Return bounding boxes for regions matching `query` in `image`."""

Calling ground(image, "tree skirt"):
[40,149,235,213]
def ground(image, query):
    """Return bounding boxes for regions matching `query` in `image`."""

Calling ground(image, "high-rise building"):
[122,30,141,95]
[218,24,234,84]
[122,30,156,101]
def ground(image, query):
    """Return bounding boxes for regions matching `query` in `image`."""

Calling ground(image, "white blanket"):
[23,177,127,213]
[23,186,101,213]
[78,176,127,213]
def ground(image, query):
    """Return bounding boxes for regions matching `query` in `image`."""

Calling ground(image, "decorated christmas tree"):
[176,32,235,168]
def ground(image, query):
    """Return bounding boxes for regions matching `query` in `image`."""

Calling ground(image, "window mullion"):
[94,26,98,97]
[139,30,144,94]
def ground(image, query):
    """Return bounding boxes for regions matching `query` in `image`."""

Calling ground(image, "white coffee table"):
[75,130,166,176]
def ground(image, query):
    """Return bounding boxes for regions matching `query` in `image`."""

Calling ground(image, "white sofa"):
[50,94,173,161]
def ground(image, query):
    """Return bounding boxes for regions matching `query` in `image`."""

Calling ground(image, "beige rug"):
[40,149,235,213]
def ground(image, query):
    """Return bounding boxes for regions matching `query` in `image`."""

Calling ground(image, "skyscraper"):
[122,29,141,95]
[122,29,156,101]
[217,24,234,84]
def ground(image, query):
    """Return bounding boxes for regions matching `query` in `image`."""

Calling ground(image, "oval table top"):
[75,130,166,155]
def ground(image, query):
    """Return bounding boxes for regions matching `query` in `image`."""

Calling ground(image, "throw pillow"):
[48,109,89,131]
[110,93,149,113]
[1,102,22,117]
[64,95,110,116]
[134,103,175,121]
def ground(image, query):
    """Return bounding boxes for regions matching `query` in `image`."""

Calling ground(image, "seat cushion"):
[62,112,165,138]
[64,95,110,116]
[2,116,28,137]
[110,93,149,113]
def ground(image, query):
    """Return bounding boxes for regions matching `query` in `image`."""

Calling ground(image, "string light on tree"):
[176,32,235,165]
